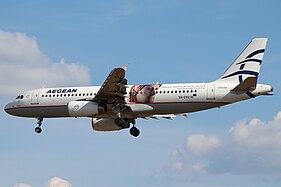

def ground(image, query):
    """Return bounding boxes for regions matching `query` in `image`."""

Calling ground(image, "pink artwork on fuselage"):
[129,84,161,103]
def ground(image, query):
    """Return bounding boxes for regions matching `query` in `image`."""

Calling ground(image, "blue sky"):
[0,0,281,186]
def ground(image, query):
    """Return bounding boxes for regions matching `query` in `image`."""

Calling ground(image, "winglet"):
[121,64,128,71]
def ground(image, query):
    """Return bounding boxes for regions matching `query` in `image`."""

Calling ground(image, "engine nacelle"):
[68,101,106,117]
[92,118,129,131]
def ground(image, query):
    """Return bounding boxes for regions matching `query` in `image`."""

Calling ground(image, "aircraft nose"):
[4,102,13,115]
[270,86,274,92]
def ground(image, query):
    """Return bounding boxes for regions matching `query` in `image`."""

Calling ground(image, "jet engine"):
[68,101,106,117]
[92,118,129,131]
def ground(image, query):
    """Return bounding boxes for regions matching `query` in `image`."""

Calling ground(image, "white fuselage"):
[4,82,272,119]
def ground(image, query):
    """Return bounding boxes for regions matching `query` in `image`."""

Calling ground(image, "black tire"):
[35,127,42,134]
[130,127,140,137]
[115,118,125,128]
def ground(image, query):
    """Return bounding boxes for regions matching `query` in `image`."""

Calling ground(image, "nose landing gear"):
[35,117,43,134]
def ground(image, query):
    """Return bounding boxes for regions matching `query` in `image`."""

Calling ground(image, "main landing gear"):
[114,117,140,137]
[35,117,43,134]
[130,126,140,137]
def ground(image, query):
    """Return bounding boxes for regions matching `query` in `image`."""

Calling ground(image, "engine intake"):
[68,101,106,117]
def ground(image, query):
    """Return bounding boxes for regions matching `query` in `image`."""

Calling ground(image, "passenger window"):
[191,90,193,93]
[90,93,92,96]
[195,90,197,93]
[72,94,74,96]
[179,91,181,93]
[187,90,189,93]
[64,94,66,97]
[175,91,177,93]
[183,90,185,93]
[83,93,85,96]
[53,95,55,97]
[167,91,169,93]
[159,91,162,94]
[42,95,44,97]
[86,93,89,96]
[171,91,173,93]
[79,94,81,96]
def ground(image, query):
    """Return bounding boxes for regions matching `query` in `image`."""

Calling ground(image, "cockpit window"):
[16,95,24,100]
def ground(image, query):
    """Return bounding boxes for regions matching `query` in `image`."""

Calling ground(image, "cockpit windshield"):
[16,95,24,100]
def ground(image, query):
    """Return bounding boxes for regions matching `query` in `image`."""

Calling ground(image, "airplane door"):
[31,90,40,104]
[207,84,215,100]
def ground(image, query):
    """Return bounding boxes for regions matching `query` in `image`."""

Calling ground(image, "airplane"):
[4,38,273,137]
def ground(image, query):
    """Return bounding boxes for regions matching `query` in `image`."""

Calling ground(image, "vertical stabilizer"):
[216,38,268,83]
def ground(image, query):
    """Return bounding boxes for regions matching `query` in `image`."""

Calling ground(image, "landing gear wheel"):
[130,126,140,137]
[115,118,126,128]
[35,117,43,134]
[35,127,42,134]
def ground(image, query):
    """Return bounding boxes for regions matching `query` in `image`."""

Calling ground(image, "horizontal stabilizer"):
[231,77,257,92]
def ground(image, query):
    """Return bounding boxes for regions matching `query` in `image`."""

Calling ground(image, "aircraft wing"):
[143,113,189,120]
[93,65,128,105]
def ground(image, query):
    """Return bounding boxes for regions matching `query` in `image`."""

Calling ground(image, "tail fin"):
[216,38,268,83]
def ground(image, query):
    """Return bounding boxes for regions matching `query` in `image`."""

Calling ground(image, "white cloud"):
[187,134,220,156]
[165,111,281,181]
[13,177,71,187]
[47,177,72,187]
[13,183,31,187]
[229,112,281,148]
[0,30,91,97]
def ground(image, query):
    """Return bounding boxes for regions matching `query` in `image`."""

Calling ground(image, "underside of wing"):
[93,65,128,105]
[142,113,189,120]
